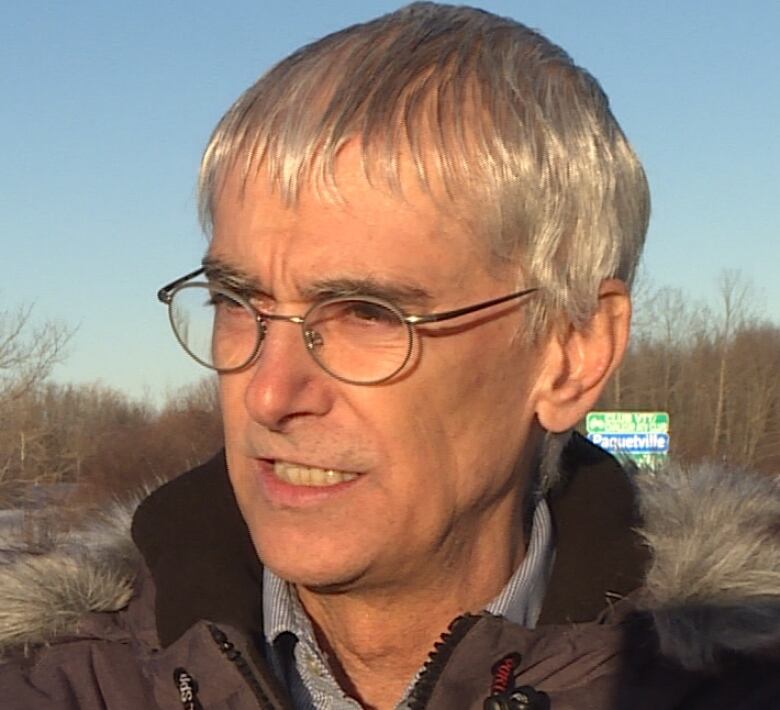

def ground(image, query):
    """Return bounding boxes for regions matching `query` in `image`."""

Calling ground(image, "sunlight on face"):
[212,145,549,595]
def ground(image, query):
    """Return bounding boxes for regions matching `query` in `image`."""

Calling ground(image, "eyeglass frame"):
[157,266,539,385]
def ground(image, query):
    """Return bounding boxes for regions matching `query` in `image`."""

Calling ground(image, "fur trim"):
[636,461,780,670]
[0,498,141,652]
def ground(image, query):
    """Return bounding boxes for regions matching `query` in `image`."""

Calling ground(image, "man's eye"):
[344,301,400,326]
[208,292,245,311]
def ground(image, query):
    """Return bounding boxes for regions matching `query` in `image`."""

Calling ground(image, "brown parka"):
[1,435,779,709]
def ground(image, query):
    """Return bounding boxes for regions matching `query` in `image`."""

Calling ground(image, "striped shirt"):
[262,499,554,709]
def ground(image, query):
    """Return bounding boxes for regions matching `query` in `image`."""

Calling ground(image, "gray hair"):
[198,1,650,338]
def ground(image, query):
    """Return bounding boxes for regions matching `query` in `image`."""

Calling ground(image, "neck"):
[295,513,527,709]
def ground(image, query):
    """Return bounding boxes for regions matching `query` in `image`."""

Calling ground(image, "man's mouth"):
[273,461,359,487]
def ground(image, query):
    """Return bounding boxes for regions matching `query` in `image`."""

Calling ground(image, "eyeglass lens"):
[168,284,412,384]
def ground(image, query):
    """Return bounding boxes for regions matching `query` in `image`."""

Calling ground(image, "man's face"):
[211,148,550,594]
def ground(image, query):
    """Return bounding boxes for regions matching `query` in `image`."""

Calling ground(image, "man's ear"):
[535,279,631,433]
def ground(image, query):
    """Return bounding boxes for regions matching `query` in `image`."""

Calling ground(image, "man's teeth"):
[273,462,358,486]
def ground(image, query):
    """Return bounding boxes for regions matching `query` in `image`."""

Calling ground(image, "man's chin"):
[249,524,372,589]
[261,552,367,592]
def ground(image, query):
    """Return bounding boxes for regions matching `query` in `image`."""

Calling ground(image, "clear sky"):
[3,1,778,402]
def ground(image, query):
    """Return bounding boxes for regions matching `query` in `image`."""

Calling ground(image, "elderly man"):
[2,3,779,709]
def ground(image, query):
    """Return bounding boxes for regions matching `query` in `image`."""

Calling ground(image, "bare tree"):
[0,303,73,401]
[0,303,74,504]
[710,270,754,458]
[724,324,780,468]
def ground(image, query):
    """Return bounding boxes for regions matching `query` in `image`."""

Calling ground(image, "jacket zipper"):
[208,623,287,710]
[209,616,481,710]
[407,614,481,710]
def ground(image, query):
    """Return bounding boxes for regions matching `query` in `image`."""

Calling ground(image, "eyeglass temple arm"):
[157,267,206,304]
[405,287,538,325]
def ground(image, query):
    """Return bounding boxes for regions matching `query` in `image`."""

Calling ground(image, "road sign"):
[585,411,671,468]
[586,432,669,454]
[586,411,669,434]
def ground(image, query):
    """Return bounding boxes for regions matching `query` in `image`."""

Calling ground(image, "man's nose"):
[241,320,332,430]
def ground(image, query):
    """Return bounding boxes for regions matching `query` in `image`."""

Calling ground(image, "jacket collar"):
[131,450,264,648]
[538,433,649,624]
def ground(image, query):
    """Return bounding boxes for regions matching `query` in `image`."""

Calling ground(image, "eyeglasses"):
[157,267,538,385]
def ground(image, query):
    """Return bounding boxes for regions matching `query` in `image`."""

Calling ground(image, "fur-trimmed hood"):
[0,498,141,654]
[1,458,778,673]
[636,460,780,670]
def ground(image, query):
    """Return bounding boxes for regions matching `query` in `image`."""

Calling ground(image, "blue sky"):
[2,1,778,402]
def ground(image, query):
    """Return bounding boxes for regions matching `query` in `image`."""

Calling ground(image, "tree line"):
[1,270,777,507]
[597,271,779,473]
[0,378,223,508]
[0,303,222,507]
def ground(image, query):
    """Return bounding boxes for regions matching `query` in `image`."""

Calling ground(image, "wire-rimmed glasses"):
[157,267,538,385]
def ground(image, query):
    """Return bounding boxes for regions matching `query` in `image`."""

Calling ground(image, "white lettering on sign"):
[587,432,670,453]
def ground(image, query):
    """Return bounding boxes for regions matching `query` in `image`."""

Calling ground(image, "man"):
[2,3,779,709]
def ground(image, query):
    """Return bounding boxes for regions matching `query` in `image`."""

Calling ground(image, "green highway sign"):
[586,411,669,435]
[585,411,671,467]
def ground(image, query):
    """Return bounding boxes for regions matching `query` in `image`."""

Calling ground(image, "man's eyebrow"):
[201,256,264,293]
[202,256,434,307]
[302,277,433,307]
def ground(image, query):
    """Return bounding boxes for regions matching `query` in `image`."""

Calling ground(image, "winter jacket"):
[1,434,779,709]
